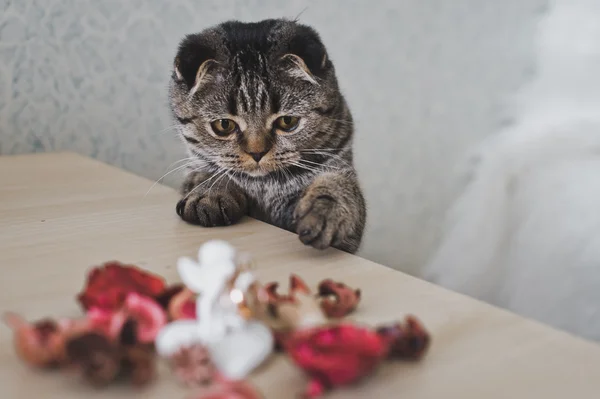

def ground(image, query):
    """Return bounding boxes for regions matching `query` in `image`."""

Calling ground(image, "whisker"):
[183,170,224,200]
[301,148,347,152]
[288,161,320,173]
[207,170,231,196]
[301,148,350,156]
[226,169,238,192]
[144,160,201,198]
[165,156,197,170]
[298,159,340,170]
[158,125,180,135]
[300,150,352,166]
[281,164,296,187]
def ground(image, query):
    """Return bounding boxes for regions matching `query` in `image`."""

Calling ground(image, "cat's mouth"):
[238,158,283,177]
[244,167,270,177]
[243,162,287,177]
[217,153,298,178]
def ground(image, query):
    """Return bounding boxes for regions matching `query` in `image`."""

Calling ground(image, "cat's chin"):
[241,163,283,178]
[242,168,270,178]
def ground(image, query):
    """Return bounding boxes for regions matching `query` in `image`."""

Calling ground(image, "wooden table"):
[1,152,599,399]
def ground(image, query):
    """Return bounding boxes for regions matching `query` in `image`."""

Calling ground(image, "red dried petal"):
[77,262,166,311]
[263,275,311,305]
[317,279,361,319]
[289,274,311,295]
[284,324,388,397]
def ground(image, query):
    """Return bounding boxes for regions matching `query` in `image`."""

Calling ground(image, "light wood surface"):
[1,152,599,399]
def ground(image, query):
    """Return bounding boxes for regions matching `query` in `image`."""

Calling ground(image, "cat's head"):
[169,19,350,178]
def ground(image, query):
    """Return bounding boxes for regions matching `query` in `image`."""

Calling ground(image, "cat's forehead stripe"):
[233,67,272,115]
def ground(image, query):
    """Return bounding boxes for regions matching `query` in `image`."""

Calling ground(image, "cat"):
[423,0,600,341]
[169,19,366,253]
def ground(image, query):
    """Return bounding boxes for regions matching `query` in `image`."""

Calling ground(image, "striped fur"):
[170,19,366,253]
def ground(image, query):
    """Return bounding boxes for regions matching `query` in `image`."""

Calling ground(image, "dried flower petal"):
[124,293,167,343]
[87,307,128,341]
[289,274,311,295]
[87,293,167,344]
[376,315,431,360]
[3,312,90,368]
[263,282,294,304]
[123,345,156,386]
[263,274,311,304]
[263,276,361,322]
[168,287,197,320]
[258,278,326,335]
[169,345,215,387]
[77,262,166,311]
[172,345,263,399]
[66,332,121,387]
[66,332,157,387]
[284,323,388,398]
[317,279,361,318]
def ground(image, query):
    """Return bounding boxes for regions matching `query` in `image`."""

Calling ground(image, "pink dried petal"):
[304,379,325,399]
[181,301,197,319]
[168,288,197,320]
[87,293,167,344]
[124,293,167,343]
[87,307,126,340]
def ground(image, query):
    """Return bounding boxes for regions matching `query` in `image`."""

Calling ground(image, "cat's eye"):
[210,119,238,137]
[274,116,300,132]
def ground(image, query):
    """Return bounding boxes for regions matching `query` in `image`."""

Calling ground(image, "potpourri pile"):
[4,240,430,398]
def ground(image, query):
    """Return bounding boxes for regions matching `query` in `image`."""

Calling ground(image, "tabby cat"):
[170,19,366,253]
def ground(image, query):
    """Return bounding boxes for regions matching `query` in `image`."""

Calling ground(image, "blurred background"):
[0,0,545,275]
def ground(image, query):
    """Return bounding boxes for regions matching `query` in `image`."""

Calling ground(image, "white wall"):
[0,0,546,274]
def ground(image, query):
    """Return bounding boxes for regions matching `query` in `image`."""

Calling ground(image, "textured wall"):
[0,0,546,274]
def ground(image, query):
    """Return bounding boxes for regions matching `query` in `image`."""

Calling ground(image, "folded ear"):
[173,33,219,94]
[280,53,319,85]
[280,25,331,84]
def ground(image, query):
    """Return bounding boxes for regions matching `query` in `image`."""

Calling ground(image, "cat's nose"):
[247,151,268,163]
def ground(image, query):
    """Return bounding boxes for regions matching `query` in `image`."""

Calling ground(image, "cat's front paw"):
[294,194,356,252]
[176,192,246,227]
